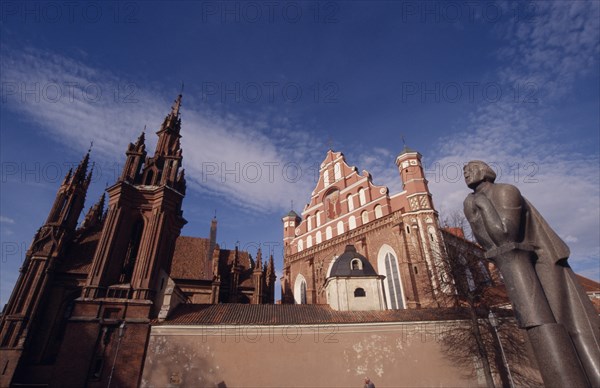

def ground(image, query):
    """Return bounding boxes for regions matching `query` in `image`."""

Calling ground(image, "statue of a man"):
[463,160,600,387]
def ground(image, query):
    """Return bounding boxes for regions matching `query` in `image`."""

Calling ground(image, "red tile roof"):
[160,304,491,326]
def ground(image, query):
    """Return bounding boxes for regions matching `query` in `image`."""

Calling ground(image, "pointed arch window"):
[145,170,154,185]
[378,246,406,309]
[307,216,313,231]
[121,219,144,283]
[294,274,307,304]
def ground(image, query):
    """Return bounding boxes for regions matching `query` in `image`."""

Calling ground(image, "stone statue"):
[463,160,600,388]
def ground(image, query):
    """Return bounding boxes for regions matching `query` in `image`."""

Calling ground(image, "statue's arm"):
[475,185,523,245]
[464,194,496,249]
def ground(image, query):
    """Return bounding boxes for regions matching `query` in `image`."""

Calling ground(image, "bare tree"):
[428,211,542,387]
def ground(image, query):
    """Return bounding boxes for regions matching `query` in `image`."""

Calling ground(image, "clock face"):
[401,161,409,168]
[409,160,418,166]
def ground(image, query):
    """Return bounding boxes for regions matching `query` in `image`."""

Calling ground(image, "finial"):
[180,81,184,95]
[291,200,294,211]
[88,141,94,154]
[143,124,146,133]
[214,209,217,219]
[401,135,406,146]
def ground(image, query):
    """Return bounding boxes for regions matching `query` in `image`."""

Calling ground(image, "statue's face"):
[463,163,483,188]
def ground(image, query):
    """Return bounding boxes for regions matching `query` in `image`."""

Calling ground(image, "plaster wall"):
[142,321,486,388]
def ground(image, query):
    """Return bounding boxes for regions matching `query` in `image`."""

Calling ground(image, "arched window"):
[325,226,332,240]
[347,194,354,211]
[337,221,344,235]
[306,235,313,248]
[358,188,367,206]
[145,170,154,185]
[334,162,342,181]
[324,170,330,186]
[307,215,312,231]
[316,231,322,244]
[361,211,369,224]
[351,258,362,270]
[298,239,303,251]
[348,216,356,230]
[121,219,144,283]
[294,274,307,304]
[374,205,383,219]
[354,288,366,297]
[316,211,322,227]
[378,245,406,309]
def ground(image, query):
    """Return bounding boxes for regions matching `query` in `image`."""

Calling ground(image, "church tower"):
[82,94,187,302]
[50,94,188,387]
[396,145,448,304]
[0,153,92,387]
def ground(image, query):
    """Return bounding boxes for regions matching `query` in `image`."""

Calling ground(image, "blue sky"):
[1,1,599,305]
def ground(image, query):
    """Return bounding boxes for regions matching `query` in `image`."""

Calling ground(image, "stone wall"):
[142,320,489,387]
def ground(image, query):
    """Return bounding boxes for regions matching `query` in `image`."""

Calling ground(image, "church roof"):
[159,304,509,326]
[328,245,378,277]
[171,236,255,287]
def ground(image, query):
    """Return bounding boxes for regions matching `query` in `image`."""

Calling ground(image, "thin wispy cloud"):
[426,1,600,275]
[0,216,15,224]
[1,46,323,213]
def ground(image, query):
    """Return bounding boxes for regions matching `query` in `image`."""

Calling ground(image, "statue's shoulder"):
[492,182,521,195]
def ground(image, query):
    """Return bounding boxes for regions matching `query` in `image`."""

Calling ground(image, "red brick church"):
[0,95,275,387]
[1,94,598,387]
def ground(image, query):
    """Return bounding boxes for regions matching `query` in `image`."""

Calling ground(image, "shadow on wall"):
[141,335,224,387]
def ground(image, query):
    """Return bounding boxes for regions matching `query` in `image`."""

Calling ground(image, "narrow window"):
[337,221,344,235]
[121,219,144,283]
[374,205,383,219]
[347,194,354,211]
[334,162,342,180]
[361,211,369,224]
[359,188,367,206]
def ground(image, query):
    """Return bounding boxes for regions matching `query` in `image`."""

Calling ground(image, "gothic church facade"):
[0,95,275,387]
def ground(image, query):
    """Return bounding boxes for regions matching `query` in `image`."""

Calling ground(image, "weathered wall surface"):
[141,321,486,387]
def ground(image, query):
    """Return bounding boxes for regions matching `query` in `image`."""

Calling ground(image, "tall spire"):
[73,150,90,184]
[255,247,263,270]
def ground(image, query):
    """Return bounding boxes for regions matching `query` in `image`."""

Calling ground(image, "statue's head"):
[464,160,496,189]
